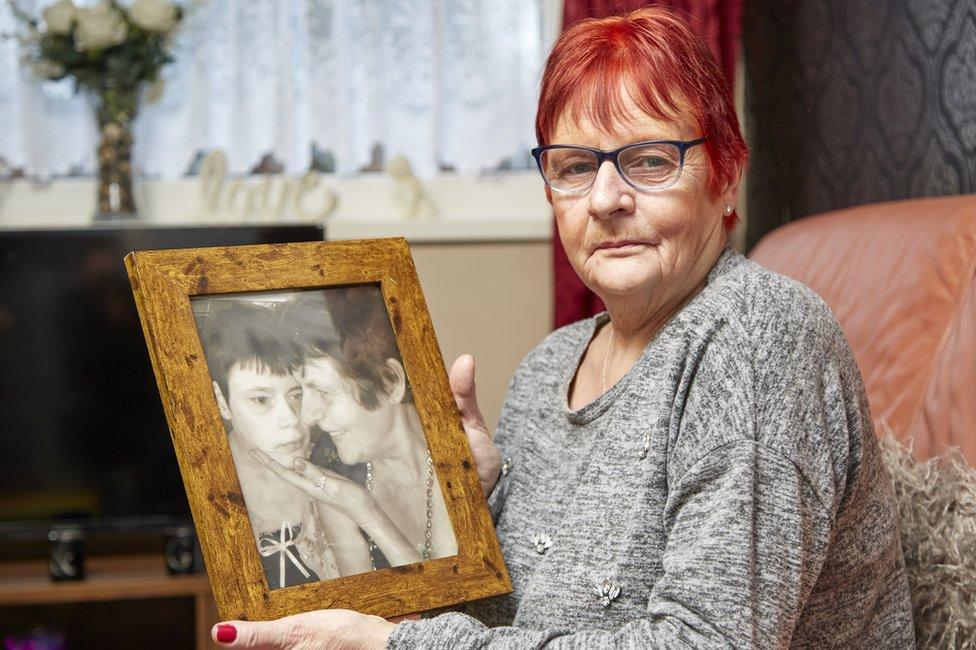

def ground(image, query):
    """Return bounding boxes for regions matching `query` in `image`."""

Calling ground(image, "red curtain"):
[552,0,744,329]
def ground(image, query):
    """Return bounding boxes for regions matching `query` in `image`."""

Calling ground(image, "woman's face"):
[296,356,396,465]
[548,93,738,307]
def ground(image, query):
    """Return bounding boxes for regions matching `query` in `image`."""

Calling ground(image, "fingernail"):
[216,624,237,643]
[294,459,307,471]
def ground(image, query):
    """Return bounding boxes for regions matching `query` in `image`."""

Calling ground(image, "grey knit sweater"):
[388,248,914,649]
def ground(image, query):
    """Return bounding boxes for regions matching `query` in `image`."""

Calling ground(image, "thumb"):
[212,620,294,648]
[449,354,490,438]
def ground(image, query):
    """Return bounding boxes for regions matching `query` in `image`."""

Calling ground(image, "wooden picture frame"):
[124,238,510,622]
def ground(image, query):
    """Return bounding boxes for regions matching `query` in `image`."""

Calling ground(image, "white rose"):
[127,0,178,33]
[74,2,127,52]
[42,0,76,35]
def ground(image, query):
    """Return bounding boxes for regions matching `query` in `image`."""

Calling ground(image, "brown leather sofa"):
[749,194,976,465]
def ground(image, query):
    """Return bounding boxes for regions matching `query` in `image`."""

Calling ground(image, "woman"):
[213,7,914,648]
[251,287,458,576]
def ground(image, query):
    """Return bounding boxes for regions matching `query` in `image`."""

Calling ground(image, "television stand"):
[0,553,217,648]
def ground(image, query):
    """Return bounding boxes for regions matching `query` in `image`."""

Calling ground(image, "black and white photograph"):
[192,285,458,591]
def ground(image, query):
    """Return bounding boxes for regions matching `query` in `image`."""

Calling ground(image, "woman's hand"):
[450,355,502,495]
[250,451,379,527]
[212,610,395,649]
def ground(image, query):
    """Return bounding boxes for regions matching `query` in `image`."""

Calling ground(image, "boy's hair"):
[198,300,293,400]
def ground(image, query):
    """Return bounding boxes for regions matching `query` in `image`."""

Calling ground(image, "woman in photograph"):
[251,286,458,576]
[199,300,340,589]
[213,6,913,648]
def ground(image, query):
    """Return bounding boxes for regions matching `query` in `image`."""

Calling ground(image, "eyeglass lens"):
[539,142,683,191]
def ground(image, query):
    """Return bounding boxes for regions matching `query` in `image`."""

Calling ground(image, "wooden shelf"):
[0,553,217,648]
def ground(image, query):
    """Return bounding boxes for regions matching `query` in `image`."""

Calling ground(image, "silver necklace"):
[601,323,615,394]
[364,448,435,569]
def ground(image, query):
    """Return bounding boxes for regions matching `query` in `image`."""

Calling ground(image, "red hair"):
[536,7,748,229]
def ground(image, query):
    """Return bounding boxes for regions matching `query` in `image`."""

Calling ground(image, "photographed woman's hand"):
[212,610,394,649]
[250,451,379,527]
[450,355,502,495]
[252,451,422,567]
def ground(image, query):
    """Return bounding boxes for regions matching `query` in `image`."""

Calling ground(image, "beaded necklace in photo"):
[363,447,435,569]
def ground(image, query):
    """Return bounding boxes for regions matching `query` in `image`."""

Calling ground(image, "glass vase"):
[94,116,138,220]
[89,84,141,221]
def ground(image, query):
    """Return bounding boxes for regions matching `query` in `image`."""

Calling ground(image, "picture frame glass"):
[191,284,459,591]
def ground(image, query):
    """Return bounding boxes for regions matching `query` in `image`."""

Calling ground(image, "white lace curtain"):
[0,0,545,179]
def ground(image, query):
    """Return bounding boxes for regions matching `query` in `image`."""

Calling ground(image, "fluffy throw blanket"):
[880,433,976,649]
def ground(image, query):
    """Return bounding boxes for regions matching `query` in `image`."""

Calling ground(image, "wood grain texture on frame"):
[124,238,511,622]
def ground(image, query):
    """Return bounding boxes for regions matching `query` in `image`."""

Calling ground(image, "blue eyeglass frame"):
[530,136,707,193]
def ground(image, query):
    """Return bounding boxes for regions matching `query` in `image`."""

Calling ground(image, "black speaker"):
[165,525,198,575]
[48,527,85,581]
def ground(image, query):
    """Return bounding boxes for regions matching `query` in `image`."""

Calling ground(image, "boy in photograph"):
[198,300,339,588]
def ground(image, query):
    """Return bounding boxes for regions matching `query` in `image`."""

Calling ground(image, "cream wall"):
[410,242,553,432]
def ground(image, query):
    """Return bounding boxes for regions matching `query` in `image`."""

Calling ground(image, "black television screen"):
[0,224,325,537]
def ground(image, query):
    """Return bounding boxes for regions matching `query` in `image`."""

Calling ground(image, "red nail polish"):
[216,624,237,643]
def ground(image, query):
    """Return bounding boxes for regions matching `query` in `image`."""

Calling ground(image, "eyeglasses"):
[531,137,706,193]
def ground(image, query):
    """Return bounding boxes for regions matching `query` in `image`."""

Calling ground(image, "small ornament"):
[639,431,651,459]
[530,532,552,555]
[501,457,513,477]
[388,154,437,220]
[593,577,621,607]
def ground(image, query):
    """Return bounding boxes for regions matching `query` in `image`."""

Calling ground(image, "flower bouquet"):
[8,0,184,218]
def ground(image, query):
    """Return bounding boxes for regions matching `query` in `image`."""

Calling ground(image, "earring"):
[724,205,732,215]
